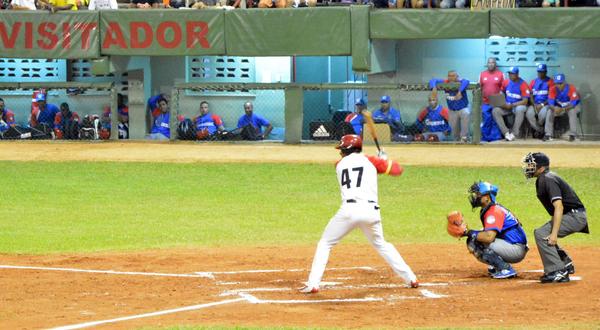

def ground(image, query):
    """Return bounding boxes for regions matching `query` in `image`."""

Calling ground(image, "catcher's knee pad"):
[466,236,484,258]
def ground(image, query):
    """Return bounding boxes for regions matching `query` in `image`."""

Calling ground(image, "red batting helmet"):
[336,134,362,150]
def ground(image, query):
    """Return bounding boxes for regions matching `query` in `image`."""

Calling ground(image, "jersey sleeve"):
[417,108,428,122]
[546,177,564,203]
[548,87,557,106]
[429,78,444,90]
[54,113,62,129]
[520,81,531,97]
[5,110,15,126]
[344,114,353,123]
[366,155,403,176]
[257,115,270,127]
[501,79,508,91]
[483,205,506,233]
[440,107,450,121]
[568,85,580,106]
[459,78,469,92]
[151,108,161,118]
[529,79,535,90]
[212,114,224,127]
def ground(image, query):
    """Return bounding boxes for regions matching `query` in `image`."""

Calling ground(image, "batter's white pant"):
[306,201,417,288]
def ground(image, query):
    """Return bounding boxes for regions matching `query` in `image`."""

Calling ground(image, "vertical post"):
[109,84,118,140]
[471,87,482,144]
[128,80,146,140]
[169,87,179,141]
[284,85,303,144]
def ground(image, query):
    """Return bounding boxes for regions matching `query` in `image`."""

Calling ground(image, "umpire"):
[523,152,589,283]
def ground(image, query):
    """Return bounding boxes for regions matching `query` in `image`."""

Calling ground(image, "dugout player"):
[344,98,367,136]
[492,66,530,142]
[465,181,528,279]
[526,64,554,141]
[547,74,581,142]
[0,98,16,134]
[194,101,224,139]
[523,152,589,283]
[429,71,470,142]
[299,134,418,294]
[147,95,170,140]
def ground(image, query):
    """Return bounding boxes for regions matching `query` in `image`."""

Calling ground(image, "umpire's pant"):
[534,210,588,274]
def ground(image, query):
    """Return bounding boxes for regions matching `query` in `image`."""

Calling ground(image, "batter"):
[299,134,418,294]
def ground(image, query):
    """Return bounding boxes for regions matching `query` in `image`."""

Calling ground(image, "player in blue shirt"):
[0,98,16,134]
[344,98,367,136]
[237,102,273,140]
[148,95,170,140]
[492,66,530,141]
[429,71,470,142]
[372,95,404,135]
[30,93,60,128]
[415,95,451,141]
[464,181,528,279]
[525,64,554,140]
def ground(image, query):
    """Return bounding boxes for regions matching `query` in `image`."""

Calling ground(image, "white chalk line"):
[48,298,245,330]
[0,265,213,279]
[518,276,582,284]
[238,293,383,304]
[195,266,375,277]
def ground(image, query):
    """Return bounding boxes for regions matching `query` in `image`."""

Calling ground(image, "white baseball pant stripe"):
[307,202,417,288]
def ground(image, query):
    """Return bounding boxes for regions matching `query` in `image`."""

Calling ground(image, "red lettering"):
[186,21,210,49]
[156,22,181,49]
[37,22,58,50]
[131,22,153,49]
[102,22,127,49]
[0,22,21,49]
[76,23,97,50]
[62,23,71,49]
[25,22,33,49]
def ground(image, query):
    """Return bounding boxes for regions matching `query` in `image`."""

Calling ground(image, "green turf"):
[0,161,598,254]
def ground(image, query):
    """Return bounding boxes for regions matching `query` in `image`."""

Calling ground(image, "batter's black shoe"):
[540,270,570,283]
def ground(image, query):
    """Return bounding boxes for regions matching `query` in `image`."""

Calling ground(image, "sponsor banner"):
[99,10,225,56]
[0,11,99,59]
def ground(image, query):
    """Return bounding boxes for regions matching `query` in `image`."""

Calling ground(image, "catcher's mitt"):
[447,211,467,238]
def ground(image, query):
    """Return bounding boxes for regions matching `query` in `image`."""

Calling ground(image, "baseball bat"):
[363,110,381,152]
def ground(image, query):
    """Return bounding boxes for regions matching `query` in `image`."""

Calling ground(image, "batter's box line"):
[195,266,376,279]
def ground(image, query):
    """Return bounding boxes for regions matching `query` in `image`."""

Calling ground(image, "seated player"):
[462,181,528,279]
[372,95,404,135]
[546,74,581,142]
[0,97,16,135]
[344,98,367,136]
[194,101,224,140]
[237,102,272,140]
[54,102,80,139]
[414,94,451,141]
[147,94,170,140]
[30,93,60,129]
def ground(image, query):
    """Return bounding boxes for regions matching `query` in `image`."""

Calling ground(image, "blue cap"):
[380,95,391,103]
[507,66,519,74]
[35,93,46,102]
[554,73,565,83]
[355,98,366,106]
[536,63,547,72]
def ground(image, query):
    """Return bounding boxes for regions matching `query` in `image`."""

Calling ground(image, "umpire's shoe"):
[540,269,570,283]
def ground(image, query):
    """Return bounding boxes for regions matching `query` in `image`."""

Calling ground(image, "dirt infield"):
[1,141,600,167]
[2,142,599,329]
[2,245,600,329]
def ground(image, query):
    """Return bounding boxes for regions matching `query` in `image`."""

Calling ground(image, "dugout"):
[1,8,599,142]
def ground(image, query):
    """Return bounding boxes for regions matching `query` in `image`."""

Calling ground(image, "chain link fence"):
[170,82,482,143]
[0,82,118,140]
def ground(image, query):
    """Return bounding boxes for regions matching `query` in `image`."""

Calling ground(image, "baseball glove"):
[446,211,467,238]
[196,129,210,140]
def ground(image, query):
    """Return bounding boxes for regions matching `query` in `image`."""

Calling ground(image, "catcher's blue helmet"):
[469,181,499,207]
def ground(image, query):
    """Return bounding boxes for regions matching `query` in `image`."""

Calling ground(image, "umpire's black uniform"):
[533,161,589,281]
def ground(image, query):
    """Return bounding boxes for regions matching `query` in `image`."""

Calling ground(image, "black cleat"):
[564,262,575,275]
[540,270,570,283]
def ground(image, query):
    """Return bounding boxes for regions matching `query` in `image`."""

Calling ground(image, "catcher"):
[447,181,528,279]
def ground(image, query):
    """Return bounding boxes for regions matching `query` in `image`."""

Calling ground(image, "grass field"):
[1,161,598,254]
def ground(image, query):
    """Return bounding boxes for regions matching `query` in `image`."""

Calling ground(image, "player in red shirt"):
[479,58,505,142]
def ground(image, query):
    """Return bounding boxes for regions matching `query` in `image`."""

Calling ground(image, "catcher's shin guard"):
[467,237,510,271]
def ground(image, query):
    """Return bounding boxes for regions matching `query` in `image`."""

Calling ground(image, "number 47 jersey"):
[336,152,397,203]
